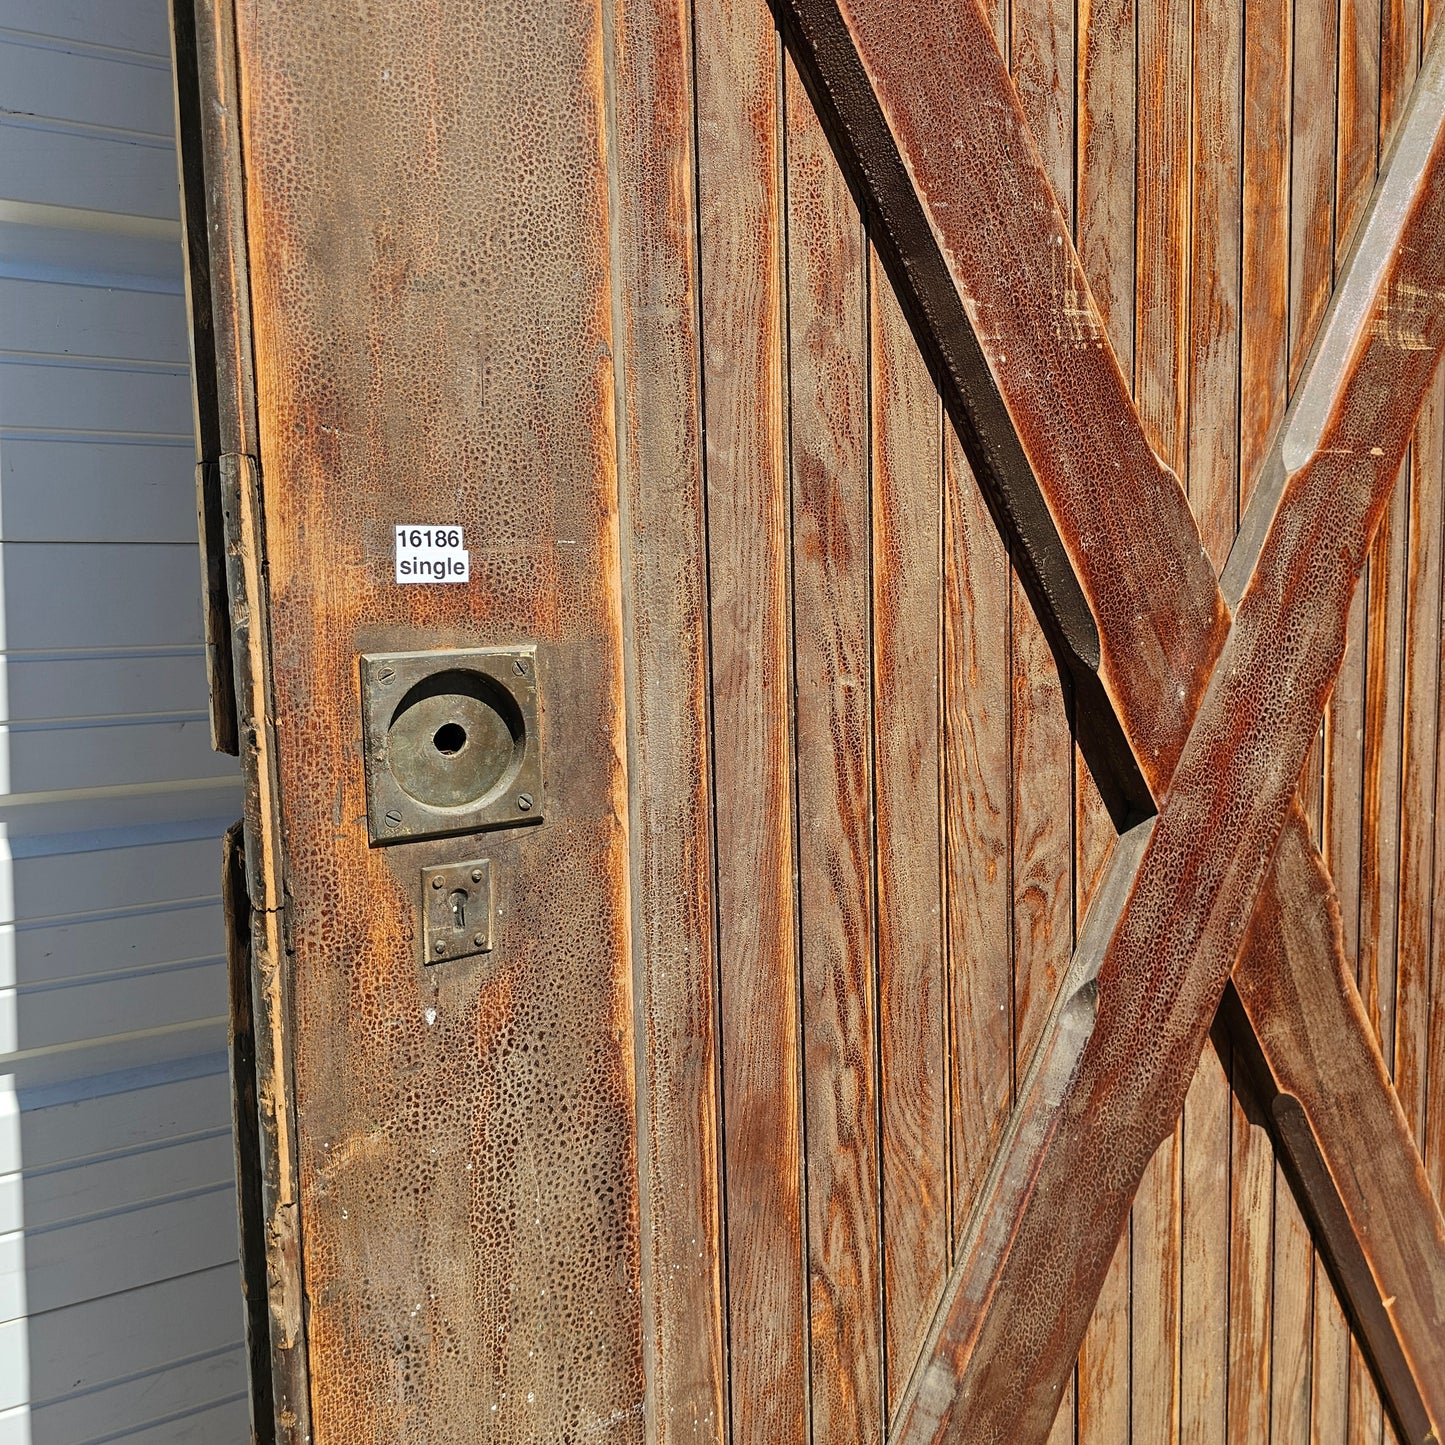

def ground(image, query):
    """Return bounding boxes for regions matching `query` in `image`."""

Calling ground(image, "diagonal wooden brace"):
[775,0,1445,1438]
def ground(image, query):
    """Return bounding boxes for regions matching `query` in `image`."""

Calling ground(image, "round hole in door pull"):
[433,722,468,757]
[385,669,524,810]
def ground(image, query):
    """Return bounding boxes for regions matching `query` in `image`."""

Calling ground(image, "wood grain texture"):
[604,0,727,1434]
[1073,6,1134,1426]
[1225,1059,1274,1445]
[233,0,649,1436]
[1395,366,1443,1173]
[1381,0,1422,147]
[869,248,950,1423]
[1239,0,1293,506]
[1179,6,1242,1432]
[1135,0,1191,479]
[1336,0,1382,259]
[1290,0,1339,387]
[1268,1160,1315,1443]
[942,427,1012,1238]
[694,3,807,1438]
[784,57,882,1443]
[1359,475,1409,1080]
[893,49,1445,1431]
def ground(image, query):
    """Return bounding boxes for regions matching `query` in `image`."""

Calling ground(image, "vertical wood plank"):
[1008,585,1075,1076]
[1351,467,1409,1445]
[1078,1235,1131,1445]
[870,254,949,1423]
[1289,0,1338,387]
[1179,5,1241,1433]
[1187,0,1243,569]
[1316,574,1366,1445]
[1131,3,1190,1432]
[1359,474,1408,1087]
[605,0,726,1434]
[694,6,805,1438]
[943,428,1012,1233]
[1225,1067,1274,1445]
[1135,0,1191,463]
[1267,1169,1315,1442]
[1077,0,1136,365]
[1180,1043,1230,1445]
[1075,6,1133,1430]
[1133,1134,1184,1445]
[1012,0,1076,215]
[1310,1267,1351,1445]
[1380,0,1421,148]
[1009,0,1079,1078]
[1429,374,1445,1204]
[1239,0,1292,505]
[783,56,882,1445]
[1335,0,1381,258]
[1430,424,1445,1204]
[1394,367,1443,1170]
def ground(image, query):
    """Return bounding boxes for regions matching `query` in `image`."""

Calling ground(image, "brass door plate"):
[422,859,493,964]
[360,647,543,844]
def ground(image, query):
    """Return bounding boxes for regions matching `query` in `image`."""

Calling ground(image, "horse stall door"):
[175,0,1445,1441]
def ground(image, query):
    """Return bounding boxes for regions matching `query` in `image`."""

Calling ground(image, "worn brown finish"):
[181,0,1445,1438]
[784,57,883,1443]
[605,0,728,1434]
[695,3,808,1439]
[228,0,649,1439]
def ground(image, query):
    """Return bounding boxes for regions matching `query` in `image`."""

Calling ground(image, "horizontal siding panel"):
[5,654,211,722]
[113,1393,251,1445]
[1,438,195,543]
[0,360,190,436]
[27,1262,242,1401]
[20,1129,233,1233]
[4,1181,237,1319]
[0,43,175,140]
[0,278,189,364]
[0,124,179,223]
[31,1346,247,1445]
[7,835,223,923]
[10,958,227,1056]
[13,901,226,990]
[14,1068,231,1170]
[3,1020,228,1094]
[0,224,182,294]
[0,544,203,651]
[4,718,231,793]
[0,3,172,58]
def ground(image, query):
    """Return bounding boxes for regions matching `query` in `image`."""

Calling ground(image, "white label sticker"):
[395,524,469,584]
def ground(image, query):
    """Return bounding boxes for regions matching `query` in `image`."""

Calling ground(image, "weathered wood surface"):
[778,0,1445,1437]
[606,0,727,1434]
[185,0,1445,1437]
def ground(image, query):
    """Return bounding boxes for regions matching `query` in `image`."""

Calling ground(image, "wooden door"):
[174,0,1445,1440]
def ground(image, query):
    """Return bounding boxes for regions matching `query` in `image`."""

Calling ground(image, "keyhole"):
[449,889,468,929]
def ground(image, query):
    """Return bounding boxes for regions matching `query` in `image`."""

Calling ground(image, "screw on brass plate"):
[471,868,484,882]
[376,666,396,685]
[517,793,533,811]
[432,875,444,889]
[384,809,403,831]
[513,657,528,676]
[472,932,486,947]
[434,941,447,955]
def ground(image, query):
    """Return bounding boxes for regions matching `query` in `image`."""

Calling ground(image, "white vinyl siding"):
[0,2,247,1441]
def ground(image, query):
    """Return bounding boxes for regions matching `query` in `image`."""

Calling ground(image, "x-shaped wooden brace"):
[775,1,1445,1439]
